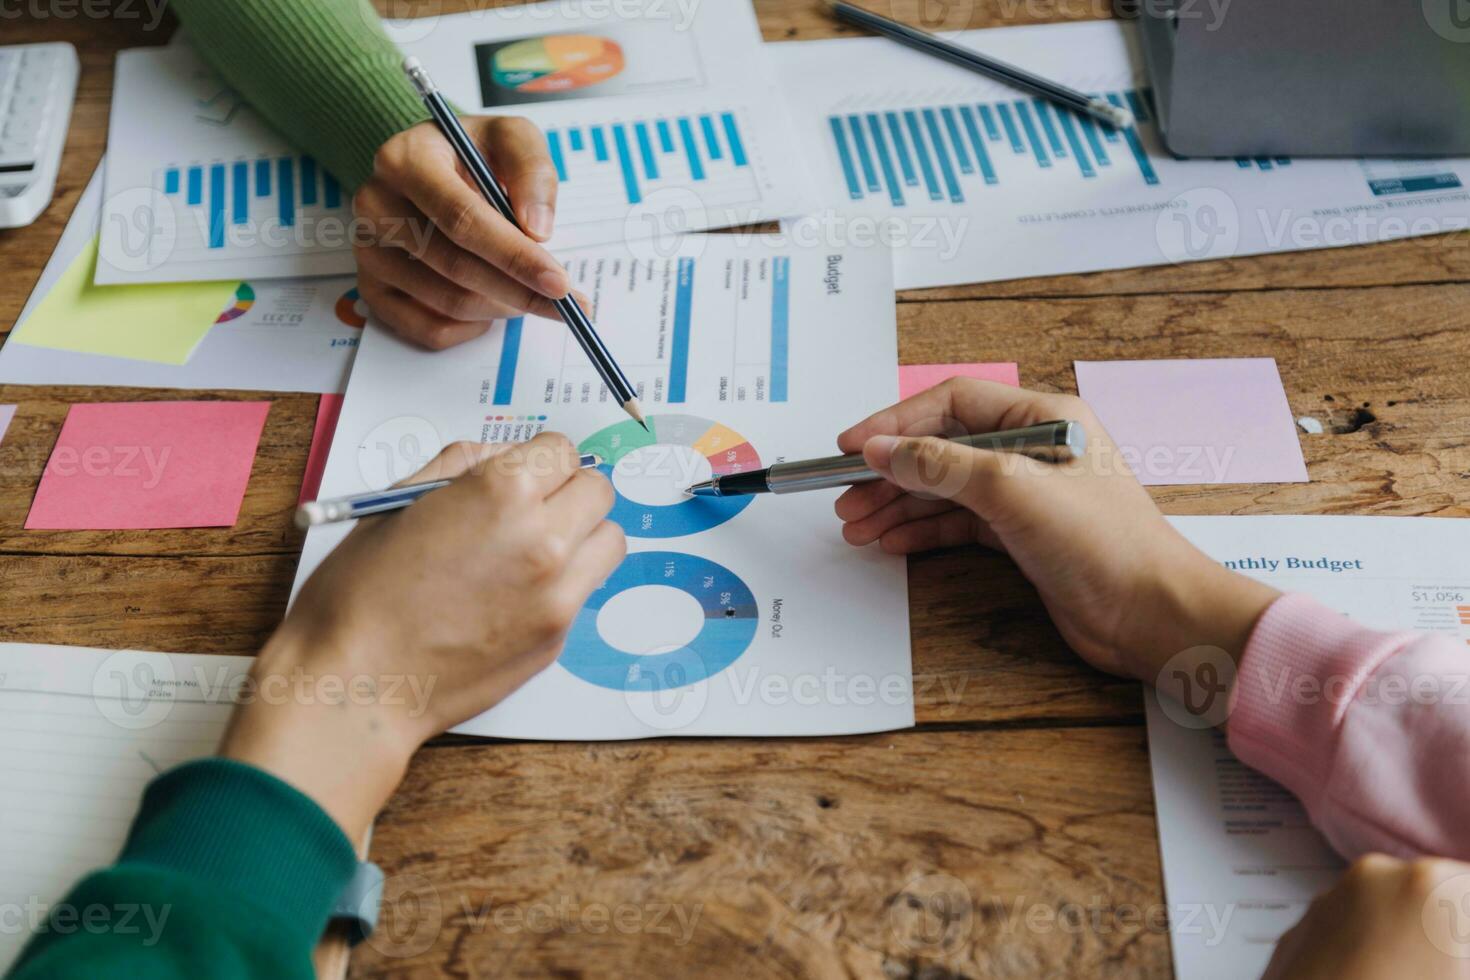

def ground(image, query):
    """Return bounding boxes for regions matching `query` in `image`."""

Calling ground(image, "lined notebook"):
[0,643,251,972]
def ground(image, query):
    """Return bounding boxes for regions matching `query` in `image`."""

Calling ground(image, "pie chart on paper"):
[579,414,761,539]
[491,34,626,94]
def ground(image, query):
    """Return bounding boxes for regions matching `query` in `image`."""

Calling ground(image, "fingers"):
[841,492,959,546]
[358,222,566,322]
[837,379,1085,454]
[862,433,1006,515]
[356,279,494,351]
[874,509,993,555]
[559,520,628,598]
[482,432,583,499]
[398,440,511,486]
[358,246,518,324]
[478,116,560,241]
[834,479,904,524]
[545,468,617,545]
[374,127,569,301]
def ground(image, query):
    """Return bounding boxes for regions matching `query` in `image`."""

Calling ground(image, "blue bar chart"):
[1364,172,1462,196]
[667,258,696,403]
[161,155,346,249]
[769,258,789,402]
[492,318,525,405]
[826,90,1294,206]
[543,111,750,206]
[488,254,792,408]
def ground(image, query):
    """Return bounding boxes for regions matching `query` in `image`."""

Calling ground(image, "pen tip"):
[685,480,718,497]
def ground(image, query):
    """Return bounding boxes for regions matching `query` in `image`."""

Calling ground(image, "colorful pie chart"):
[579,414,761,538]
[559,551,759,691]
[335,286,367,329]
[492,34,625,94]
[215,282,255,323]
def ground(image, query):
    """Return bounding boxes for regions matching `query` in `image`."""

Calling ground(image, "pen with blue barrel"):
[296,453,603,528]
[684,421,1084,496]
[402,56,648,431]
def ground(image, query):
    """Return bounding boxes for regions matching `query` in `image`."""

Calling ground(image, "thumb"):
[863,434,1000,511]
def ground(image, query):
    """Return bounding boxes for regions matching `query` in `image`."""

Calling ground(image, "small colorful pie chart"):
[579,414,761,538]
[492,34,625,94]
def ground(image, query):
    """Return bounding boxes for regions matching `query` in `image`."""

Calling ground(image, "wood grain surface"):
[2,2,1467,977]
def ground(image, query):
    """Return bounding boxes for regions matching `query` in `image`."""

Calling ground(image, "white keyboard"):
[0,43,78,229]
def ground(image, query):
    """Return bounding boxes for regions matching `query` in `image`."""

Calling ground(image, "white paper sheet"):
[388,0,809,254]
[98,46,359,285]
[291,235,913,740]
[0,164,361,394]
[1152,515,1470,980]
[769,20,1470,290]
[0,644,252,973]
[98,1,809,285]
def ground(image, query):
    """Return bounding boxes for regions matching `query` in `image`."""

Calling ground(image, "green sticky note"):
[11,237,237,365]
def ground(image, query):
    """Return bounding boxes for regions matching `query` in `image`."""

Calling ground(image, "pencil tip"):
[624,398,649,431]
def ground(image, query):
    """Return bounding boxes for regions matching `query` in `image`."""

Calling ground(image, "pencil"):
[824,1,1134,131]
[402,57,649,431]
[296,453,604,528]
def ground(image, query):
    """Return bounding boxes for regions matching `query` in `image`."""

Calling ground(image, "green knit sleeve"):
[6,759,358,980]
[167,0,430,190]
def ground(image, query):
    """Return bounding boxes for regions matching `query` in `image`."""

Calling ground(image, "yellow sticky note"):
[11,237,237,366]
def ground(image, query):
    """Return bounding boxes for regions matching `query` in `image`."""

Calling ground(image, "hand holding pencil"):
[351,115,575,349]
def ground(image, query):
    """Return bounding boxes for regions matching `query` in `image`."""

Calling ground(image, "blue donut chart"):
[559,551,759,692]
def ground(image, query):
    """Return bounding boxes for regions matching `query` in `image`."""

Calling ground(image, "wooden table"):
[4,2,1468,976]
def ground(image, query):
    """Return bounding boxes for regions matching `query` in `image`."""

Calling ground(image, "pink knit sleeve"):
[1227,593,1470,861]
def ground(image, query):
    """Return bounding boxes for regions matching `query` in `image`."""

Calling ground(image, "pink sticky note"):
[1074,358,1307,486]
[0,405,15,445]
[298,394,344,505]
[899,363,1020,400]
[26,401,271,530]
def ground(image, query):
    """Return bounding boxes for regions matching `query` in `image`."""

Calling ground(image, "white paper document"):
[292,236,913,740]
[0,643,251,973]
[1151,515,1470,980]
[99,46,359,285]
[99,2,808,284]
[389,0,809,252]
[770,20,1470,290]
[0,165,361,395]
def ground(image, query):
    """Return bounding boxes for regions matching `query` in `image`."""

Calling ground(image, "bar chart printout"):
[160,155,345,250]
[545,111,752,206]
[771,18,1470,291]
[100,45,363,283]
[391,2,810,253]
[488,254,792,408]
[823,90,1292,205]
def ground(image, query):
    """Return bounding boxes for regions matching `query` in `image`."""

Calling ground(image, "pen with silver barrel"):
[684,420,1084,497]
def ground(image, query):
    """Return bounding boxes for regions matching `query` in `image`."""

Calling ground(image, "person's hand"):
[1263,854,1470,979]
[834,380,1279,682]
[219,433,626,838]
[352,117,583,350]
